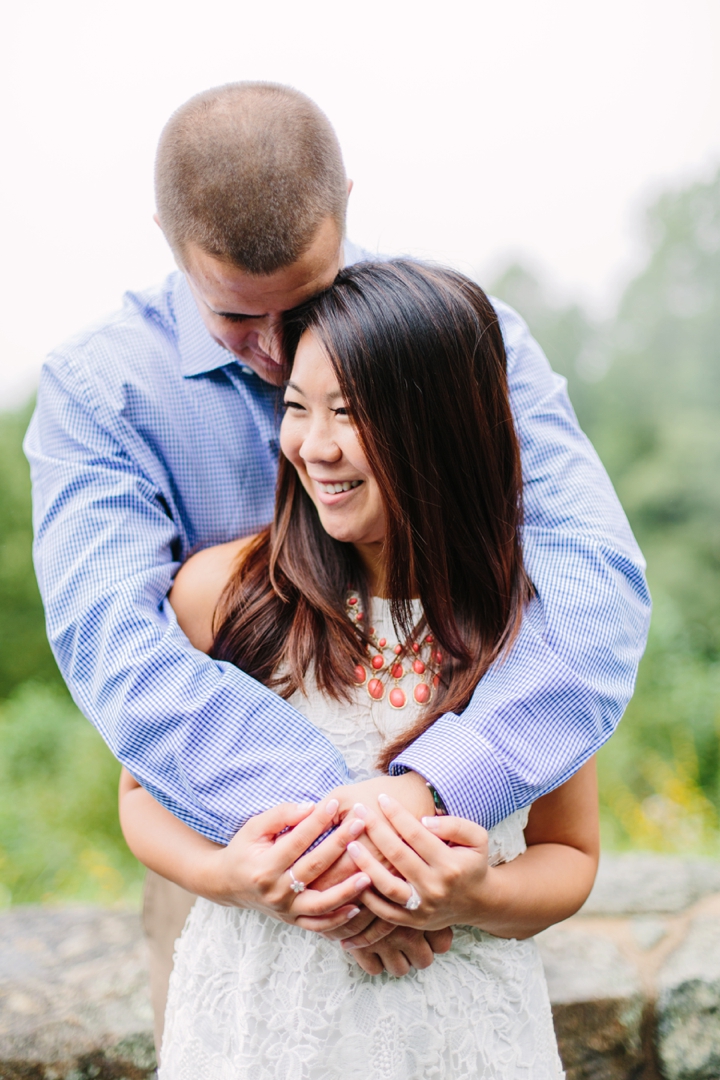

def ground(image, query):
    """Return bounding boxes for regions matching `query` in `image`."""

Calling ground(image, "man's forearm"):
[73,599,350,842]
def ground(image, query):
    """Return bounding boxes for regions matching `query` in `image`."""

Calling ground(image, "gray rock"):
[657,916,720,1080]
[538,925,645,1078]
[631,917,668,951]
[583,855,720,916]
[0,906,155,1079]
[3,874,720,1080]
[538,924,642,1003]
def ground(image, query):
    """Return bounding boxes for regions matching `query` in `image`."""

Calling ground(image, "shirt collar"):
[174,272,250,378]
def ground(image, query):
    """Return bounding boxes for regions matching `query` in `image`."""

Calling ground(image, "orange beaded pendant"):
[367,678,385,701]
[389,686,407,710]
[413,683,431,704]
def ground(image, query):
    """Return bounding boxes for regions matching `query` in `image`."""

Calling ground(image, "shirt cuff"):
[389,714,518,829]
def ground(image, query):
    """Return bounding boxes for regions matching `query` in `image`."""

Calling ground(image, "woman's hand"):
[207,797,374,931]
[120,770,372,934]
[208,796,456,972]
[315,771,440,944]
[343,761,601,944]
[342,793,492,937]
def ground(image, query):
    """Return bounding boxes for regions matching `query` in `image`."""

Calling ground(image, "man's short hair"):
[155,82,347,276]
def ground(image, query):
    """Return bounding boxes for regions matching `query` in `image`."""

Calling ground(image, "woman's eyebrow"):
[284,381,343,403]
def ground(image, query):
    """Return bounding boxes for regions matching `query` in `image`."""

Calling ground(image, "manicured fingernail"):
[297,801,315,812]
[348,818,365,838]
[377,793,392,808]
[346,841,362,857]
[341,940,360,949]
[346,907,361,919]
[422,815,440,828]
[353,802,368,819]
[324,798,339,816]
[356,874,371,889]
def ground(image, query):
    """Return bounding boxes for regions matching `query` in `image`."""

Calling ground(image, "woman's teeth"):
[320,480,362,494]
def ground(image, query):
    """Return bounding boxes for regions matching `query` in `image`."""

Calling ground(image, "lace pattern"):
[160,598,564,1079]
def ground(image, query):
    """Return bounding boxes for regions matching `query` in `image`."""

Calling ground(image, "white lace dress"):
[160,599,564,1079]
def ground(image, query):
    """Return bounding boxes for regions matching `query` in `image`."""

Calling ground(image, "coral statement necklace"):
[345,592,442,711]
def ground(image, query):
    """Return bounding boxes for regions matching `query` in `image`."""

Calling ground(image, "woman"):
[120,261,598,1078]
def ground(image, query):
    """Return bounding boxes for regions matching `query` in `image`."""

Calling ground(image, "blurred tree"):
[0,403,63,698]
[0,683,141,905]
[492,168,720,850]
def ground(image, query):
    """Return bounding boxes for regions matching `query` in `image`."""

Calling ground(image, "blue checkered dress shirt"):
[24,243,650,843]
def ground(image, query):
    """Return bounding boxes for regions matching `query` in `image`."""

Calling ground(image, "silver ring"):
[288,868,306,894]
[404,883,421,911]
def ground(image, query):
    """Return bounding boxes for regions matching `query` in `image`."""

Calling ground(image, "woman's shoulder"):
[169,536,257,654]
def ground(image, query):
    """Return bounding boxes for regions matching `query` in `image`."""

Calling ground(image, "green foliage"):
[0,406,141,904]
[0,683,143,906]
[492,168,720,852]
[0,402,64,699]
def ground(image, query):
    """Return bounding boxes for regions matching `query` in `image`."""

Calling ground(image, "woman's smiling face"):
[280,331,386,565]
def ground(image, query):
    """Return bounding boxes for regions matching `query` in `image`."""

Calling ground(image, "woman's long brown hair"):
[211,260,531,770]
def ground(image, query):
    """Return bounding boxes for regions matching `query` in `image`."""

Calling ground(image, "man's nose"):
[256,317,282,359]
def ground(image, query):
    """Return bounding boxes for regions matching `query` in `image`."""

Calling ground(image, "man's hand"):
[346,925,454,977]
[331,772,436,823]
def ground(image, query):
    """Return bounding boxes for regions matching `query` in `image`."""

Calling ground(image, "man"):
[25,82,650,1049]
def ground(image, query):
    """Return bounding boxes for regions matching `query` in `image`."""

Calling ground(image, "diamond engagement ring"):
[288,868,307,894]
[404,883,421,911]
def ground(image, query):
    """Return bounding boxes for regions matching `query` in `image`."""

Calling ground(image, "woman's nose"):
[300,422,342,463]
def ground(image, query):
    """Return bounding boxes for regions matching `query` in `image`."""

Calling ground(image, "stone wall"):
[540,855,720,1080]
[2,855,720,1079]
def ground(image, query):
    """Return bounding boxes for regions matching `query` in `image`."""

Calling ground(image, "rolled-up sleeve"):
[393,300,651,827]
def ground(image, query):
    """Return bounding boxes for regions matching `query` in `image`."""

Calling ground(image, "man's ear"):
[347,179,354,197]
[153,212,183,271]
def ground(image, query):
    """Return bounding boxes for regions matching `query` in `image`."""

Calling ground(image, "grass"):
[0,683,143,907]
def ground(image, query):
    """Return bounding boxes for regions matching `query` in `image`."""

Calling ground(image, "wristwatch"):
[394,766,448,815]
[426,782,448,816]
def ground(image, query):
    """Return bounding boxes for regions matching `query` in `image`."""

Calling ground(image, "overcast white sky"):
[2,0,719,405]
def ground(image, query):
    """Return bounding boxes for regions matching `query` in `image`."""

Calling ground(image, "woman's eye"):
[333,406,350,417]
[282,399,305,412]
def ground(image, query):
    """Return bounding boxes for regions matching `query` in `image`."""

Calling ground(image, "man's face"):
[179,216,344,386]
